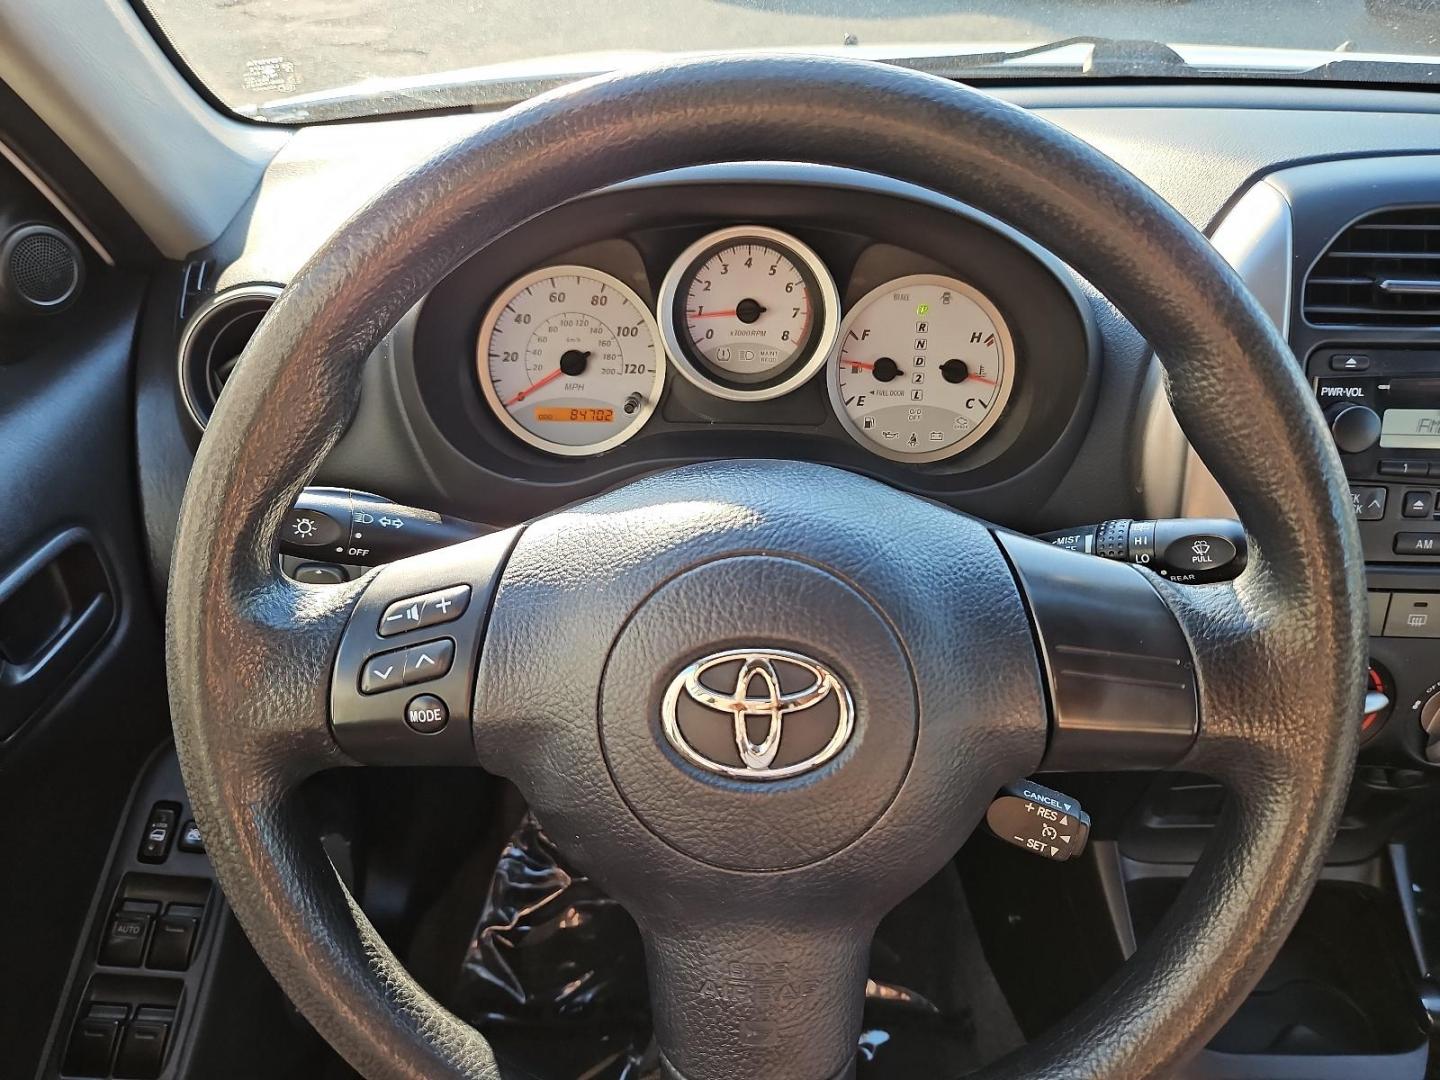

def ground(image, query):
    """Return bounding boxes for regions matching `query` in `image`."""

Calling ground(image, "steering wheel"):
[167,56,1366,1080]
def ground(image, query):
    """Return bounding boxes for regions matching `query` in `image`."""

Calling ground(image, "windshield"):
[139,0,1440,123]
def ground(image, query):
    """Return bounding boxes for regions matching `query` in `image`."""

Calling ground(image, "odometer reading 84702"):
[828,274,1015,463]
[534,406,615,423]
[477,265,665,456]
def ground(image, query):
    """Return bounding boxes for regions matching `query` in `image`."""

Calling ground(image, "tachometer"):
[658,225,839,401]
[829,274,1015,462]
[477,266,664,456]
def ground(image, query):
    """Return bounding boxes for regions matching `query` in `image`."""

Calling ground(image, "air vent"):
[178,284,281,427]
[1304,207,1440,328]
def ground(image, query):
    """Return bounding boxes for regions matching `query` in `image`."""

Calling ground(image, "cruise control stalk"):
[1039,518,1247,584]
[986,780,1091,862]
[280,487,488,566]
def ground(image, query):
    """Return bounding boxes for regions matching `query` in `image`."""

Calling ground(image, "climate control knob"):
[1328,403,1382,454]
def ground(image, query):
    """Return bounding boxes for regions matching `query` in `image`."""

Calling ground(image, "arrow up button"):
[402,638,455,687]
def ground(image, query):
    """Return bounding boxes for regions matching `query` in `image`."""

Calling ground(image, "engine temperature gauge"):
[829,274,1015,463]
[658,225,839,401]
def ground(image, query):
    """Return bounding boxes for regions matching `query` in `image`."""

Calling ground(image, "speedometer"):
[829,274,1015,463]
[477,265,664,456]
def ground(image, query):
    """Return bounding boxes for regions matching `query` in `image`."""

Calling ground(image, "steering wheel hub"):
[601,554,917,871]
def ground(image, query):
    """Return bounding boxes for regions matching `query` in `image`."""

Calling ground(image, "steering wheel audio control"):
[404,694,448,734]
[986,781,1091,861]
[330,529,517,764]
[1042,517,1248,584]
[378,585,471,637]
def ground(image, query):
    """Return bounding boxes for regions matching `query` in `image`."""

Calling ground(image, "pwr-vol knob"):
[1328,404,1382,454]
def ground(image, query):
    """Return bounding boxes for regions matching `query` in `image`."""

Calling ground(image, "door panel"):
[0,171,167,1071]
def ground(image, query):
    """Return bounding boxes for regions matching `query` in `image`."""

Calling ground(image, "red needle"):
[845,357,995,383]
[687,309,737,319]
[504,367,562,407]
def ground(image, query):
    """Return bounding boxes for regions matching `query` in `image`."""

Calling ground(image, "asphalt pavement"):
[140,0,1440,114]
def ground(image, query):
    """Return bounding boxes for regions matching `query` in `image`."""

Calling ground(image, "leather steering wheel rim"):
[168,55,1366,1080]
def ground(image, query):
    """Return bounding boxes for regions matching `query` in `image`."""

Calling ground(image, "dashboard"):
[473,225,1015,462]
[133,108,1440,790]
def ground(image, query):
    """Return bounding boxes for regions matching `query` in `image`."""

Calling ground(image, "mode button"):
[404,694,448,734]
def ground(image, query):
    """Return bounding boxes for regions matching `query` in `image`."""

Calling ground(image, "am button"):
[1394,533,1440,556]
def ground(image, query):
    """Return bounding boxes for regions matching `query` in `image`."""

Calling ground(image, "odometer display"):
[534,406,615,423]
[829,274,1015,462]
[477,266,664,456]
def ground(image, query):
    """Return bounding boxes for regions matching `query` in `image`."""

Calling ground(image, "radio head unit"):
[1310,347,1440,562]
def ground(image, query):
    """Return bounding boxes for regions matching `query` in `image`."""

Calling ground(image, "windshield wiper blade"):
[893,36,1190,79]
[900,34,1440,82]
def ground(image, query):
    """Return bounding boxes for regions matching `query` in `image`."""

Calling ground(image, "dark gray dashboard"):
[138,82,1440,590]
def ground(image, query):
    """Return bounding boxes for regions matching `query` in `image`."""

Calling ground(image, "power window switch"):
[113,1006,173,1079]
[98,901,159,967]
[146,904,203,970]
[62,1002,128,1077]
[138,801,180,863]
[178,819,205,853]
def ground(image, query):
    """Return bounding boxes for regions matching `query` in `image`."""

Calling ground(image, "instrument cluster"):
[473,224,1017,464]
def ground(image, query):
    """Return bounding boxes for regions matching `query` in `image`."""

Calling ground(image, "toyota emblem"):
[660,649,854,781]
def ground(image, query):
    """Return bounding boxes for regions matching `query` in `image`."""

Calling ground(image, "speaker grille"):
[9,231,76,303]
[1,224,82,314]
